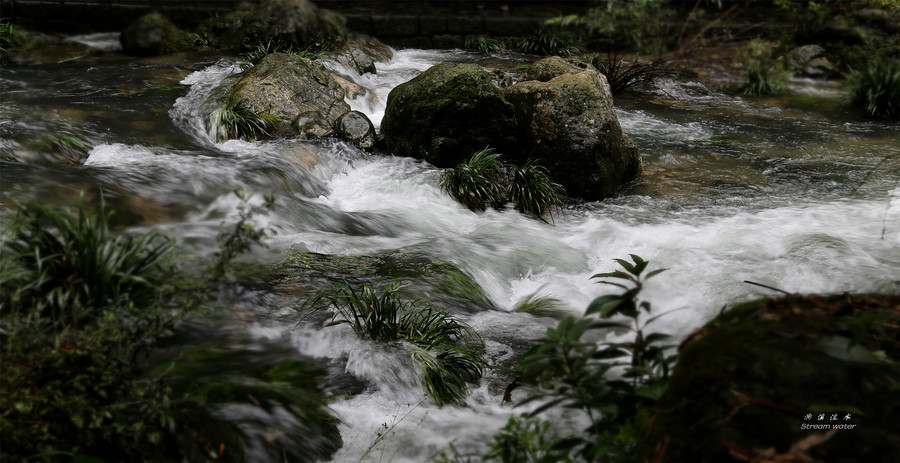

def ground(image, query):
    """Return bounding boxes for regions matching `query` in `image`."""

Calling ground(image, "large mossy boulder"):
[224,53,351,137]
[504,58,641,200]
[197,0,348,52]
[381,62,519,168]
[120,12,193,55]
[641,294,900,462]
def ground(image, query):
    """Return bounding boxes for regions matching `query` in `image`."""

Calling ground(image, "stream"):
[1,36,899,461]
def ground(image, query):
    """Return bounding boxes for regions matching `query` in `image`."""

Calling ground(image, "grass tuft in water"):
[514,26,579,57]
[304,281,485,406]
[441,149,565,223]
[507,159,564,224]
[848,57,900,119]
[465,36,502,54]
[440,148,508,212]
[742,40,791,97]
[209,97,279,142]
[241,40,326,68]
[514,293,566,318]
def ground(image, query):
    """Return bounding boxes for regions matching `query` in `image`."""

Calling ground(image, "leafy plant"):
[0,18,28,54]
[1,196,174,329]
[441,148,509,212]
[587,52,685,94]
[848,57,900,118]
[211,188,276,278]
[304,281,486,406]
[441,149,565,223]
[465,36,503,54]
[514,292,566,318]
[510,255,676,462]
[507,159,564,224]
[515,26,580,57]
[0,197,186,461]
[583,0,673,54]
[482,415,574,463]
[241,40,326,68]
[742,39,792,97]
[209,97,279,142]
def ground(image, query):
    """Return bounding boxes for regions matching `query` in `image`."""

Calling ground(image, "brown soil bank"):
[642,293,900,462]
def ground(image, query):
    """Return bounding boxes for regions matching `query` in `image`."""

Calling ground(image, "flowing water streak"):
[33,47,893,461]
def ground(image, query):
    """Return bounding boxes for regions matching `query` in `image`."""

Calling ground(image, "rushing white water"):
[3,47,898,462]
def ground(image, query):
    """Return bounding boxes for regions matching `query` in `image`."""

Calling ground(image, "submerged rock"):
[504,58,641,200]
[120,12,193,56]
[642,294,900,462]
[197,0,348,52]
[225,53,350,137]
[381,62,518,167]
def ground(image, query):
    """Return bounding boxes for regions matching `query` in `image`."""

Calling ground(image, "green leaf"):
[585,295,621,316]
[645,268,668,279]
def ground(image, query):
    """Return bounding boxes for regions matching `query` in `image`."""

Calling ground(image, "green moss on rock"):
[381,62,519,168]
[641,294,900,462]
[120,12,193,56]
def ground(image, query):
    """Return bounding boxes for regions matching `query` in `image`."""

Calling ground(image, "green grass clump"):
[209,97,279,142]
[305,281,485,407]
[848,57,900,119]
[440,148,508,212]
[514,27,580,57]
[742,40,791,97]
[0,198,183,461]
[465,36,502,54]
[241,40,325,68]
[441,149,565,223]
[507,160,564,223]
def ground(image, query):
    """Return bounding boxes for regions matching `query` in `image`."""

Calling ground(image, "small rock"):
[336,111,376,150]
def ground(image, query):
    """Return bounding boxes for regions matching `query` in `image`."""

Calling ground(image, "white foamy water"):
[3,46,896,462]
[158,50,900,461]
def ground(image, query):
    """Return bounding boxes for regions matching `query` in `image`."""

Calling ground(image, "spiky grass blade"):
[209,98,278,143]
[304,280,486,406]
[848,58,900,119]
[440,148,509,212]
[507,160,564,224]
[514,293,566,318]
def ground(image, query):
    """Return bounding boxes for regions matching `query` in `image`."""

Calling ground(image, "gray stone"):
[120,12,192,55]
[789,45,836,77]
[381,62,518,168]
[503,59,641,200]
[196,0,348,52]
[336,111,377,150]
[332,34,393,75]
[294,111,333,139]
[225,53,350,136]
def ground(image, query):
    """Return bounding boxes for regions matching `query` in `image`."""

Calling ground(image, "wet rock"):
[852,8,900,32]
[332,34,393,75]
[336,110,377,150]
[294,111,333,139]
[196,0,348,52]
[789,45,837,78]
[641,294,900,463]
[503,58,641,200]
[519,55,589,82]
[120,12,193,56]
[381,62,518,168]
[225,53,350,137]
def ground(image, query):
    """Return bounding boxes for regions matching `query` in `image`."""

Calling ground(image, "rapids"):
[1,43,898,461]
